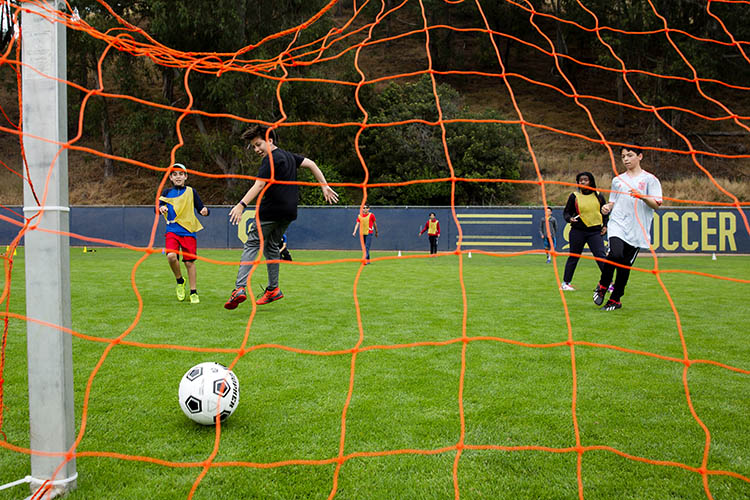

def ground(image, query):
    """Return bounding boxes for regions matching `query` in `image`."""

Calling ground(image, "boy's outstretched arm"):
[300,158,338,204]
[229,179,266,225]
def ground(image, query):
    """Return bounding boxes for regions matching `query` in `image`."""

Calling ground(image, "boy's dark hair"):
[241,124,277,144]
[429,212,435,216]
[621,141,643,156]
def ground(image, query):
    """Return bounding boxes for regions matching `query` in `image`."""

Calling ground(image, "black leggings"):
[428,235,438,254]
[599,236,640,302]
[563,226,607,283]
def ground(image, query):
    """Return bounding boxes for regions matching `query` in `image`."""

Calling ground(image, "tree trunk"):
[554,23,574,86]
[669,111,682,149]
[101,98,115,178]
[193,114,237,198]
[553,0,573,86]
[502,39,511,72]
[384,0,393,52]
[616,76,625,127]
[162,67,175,104]
[194,114,229,170]
[70,52,90,137]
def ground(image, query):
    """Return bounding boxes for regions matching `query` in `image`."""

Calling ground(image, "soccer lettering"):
[651,210,738,252]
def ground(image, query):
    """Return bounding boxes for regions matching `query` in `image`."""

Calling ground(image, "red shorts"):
[165,233,197,261]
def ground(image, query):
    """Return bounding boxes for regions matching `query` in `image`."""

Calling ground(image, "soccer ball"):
[178,362,240,425]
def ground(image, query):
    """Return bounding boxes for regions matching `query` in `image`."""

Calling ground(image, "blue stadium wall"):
[1,206,749,254]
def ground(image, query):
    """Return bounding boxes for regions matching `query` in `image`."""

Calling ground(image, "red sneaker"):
[224,288,247,310]
[592,283,607,306]
[600,299,622,311]
[256,287,284,305]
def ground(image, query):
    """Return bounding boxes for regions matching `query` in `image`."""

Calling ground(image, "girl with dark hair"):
[560,172,608,290]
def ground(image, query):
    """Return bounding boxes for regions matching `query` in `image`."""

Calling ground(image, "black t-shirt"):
[257,148,305,221]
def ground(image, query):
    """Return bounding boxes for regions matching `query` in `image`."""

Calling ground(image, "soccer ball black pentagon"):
[178,362,240,425]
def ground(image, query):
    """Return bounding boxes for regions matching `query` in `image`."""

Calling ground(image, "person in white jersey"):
[593,143,662,311]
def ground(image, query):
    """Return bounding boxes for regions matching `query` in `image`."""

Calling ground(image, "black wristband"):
[239,201,247,208]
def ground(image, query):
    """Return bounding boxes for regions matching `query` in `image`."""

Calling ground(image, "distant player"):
[224,125,338,309]
[593,143,662,311]
[279,233,292,261]
[352,204,378,263]
[158,163,210,304]
[418,212,440,254]
[539,207,557,263]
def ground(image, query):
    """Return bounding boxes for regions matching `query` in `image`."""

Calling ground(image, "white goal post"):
[18,0,77,497]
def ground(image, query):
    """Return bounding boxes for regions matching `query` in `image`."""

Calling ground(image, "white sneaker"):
[560,282,576,291]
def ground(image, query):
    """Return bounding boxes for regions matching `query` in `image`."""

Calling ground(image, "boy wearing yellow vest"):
[418,212,440,254]
[352,205,378,263]
[159,163,210,304]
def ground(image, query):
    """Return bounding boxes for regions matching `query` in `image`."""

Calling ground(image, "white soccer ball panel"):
[178,362,240,425]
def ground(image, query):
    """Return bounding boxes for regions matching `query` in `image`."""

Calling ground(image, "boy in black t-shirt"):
[224,125,338,309]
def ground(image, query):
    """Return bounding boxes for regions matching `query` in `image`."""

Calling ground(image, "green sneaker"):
[189,293,200,304]
[175,282,186,301]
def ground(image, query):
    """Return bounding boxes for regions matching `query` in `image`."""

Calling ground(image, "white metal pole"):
[21,0,77,496]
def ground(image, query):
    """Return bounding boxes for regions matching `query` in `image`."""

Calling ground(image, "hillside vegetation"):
[1,0,748,207]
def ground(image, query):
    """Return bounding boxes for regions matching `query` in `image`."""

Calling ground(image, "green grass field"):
[1,248,749,499]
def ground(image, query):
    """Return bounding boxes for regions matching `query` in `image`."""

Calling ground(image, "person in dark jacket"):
[560,172,608,291]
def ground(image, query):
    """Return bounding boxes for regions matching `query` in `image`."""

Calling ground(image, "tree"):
[557,0,750,147]
[66,0,143,178]
[359,75,524,205]
[145,0,357,202]
[448,112,525,205]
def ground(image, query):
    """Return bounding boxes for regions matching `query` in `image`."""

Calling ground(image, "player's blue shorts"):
[543,237,556,250]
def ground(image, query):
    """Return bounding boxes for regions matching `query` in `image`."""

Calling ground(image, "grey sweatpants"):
[235,219,291,290]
